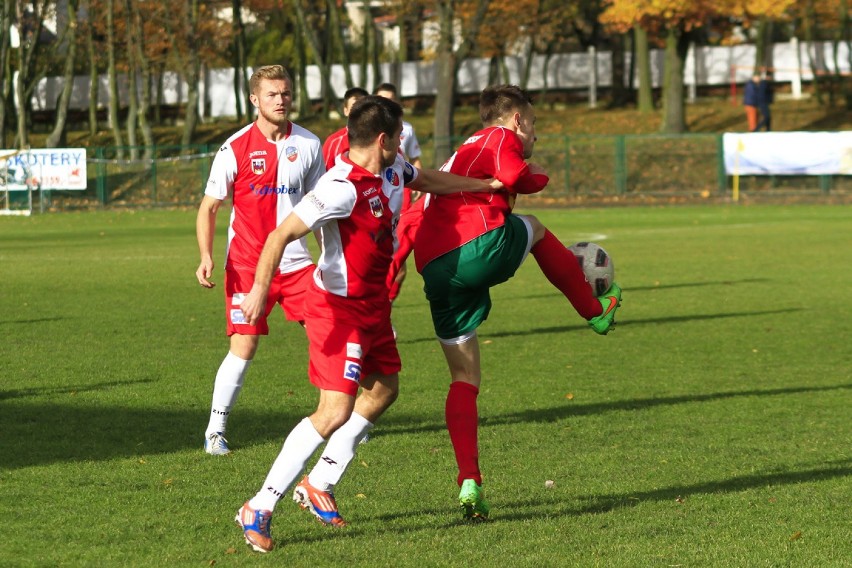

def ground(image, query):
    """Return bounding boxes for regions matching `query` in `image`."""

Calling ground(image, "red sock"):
[445,381,481,486]
[531,230,602,319]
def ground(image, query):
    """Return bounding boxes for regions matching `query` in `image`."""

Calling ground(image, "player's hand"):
[527,163,548,177]
[485,178,504,192]
[196,259,215,288]
[239,285,266,327]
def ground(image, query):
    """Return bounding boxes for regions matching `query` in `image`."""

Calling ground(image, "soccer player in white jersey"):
[195,65,324,456]
[233,95,501,553]
[373,83,423,312]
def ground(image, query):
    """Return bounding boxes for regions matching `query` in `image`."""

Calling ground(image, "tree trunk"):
[231,0,246,121]
[295,23,312,117]
[85,10,99,136]
[46,0,79,148]
[841,0,851,109]
[432,1,455,167]
[0,0,11,148]
[660,27,690,134]
[292,0,333,116]
[635,25,653,113]
[14,0,48,148]
[106,0,124,156]
[130,0,153,158]
[124,0,139,159]
[181,0,201,147]
[609,32,628,108]
[327,0,353,88]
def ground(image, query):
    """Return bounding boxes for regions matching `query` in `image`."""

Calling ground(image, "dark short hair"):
[343,87,369,104]
[479,84,533,125]
[373,82,398,97]
[347,95,403,147]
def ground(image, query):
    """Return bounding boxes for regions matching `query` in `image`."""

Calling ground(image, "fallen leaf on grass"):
[483,340,493,345]
[675,496,685,504]
[356,493,367,499]
[789,531,802,541]
[565,393,574,400]
[225,547,237,554]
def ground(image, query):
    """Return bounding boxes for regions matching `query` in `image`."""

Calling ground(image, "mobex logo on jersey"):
[286,146,298,162]
[369,196,383,218]
[343,360,362,383]
[385,168,399,186]
[251,158,266,175]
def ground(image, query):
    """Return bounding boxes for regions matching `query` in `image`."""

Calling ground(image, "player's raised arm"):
[408,167,503,195]
[240,212,312,326]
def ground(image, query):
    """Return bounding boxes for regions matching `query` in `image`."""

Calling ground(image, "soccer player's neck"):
[255,119,292,142]
[348,147,383,175]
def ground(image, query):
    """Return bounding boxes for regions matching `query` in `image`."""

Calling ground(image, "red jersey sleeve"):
[494,134,549,194]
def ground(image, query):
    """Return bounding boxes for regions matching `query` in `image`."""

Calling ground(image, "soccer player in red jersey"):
[413,84,623,520]
[233,95,502,553]
[195,65,325,456]
[322,87,368,169]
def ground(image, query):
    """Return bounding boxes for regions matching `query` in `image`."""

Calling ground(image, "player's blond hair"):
[250,65,292,95]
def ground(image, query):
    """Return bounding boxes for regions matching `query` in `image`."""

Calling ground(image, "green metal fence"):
[31,136,850,211]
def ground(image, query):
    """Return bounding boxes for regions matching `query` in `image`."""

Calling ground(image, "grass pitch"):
[1,204,849,566]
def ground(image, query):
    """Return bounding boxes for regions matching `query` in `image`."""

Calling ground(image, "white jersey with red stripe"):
[400,121,421,161]
[205,121,324,274]
[293,153,418,303]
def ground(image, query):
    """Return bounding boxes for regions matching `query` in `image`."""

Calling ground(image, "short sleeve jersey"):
[205,121,324,274]
[413,125,547,272]
[293,153,417,318]
[322,126,349,170]
[400,121,421,161]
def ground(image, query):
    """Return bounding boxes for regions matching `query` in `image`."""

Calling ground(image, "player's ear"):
[249,93,259,109]
[513,112,522,130]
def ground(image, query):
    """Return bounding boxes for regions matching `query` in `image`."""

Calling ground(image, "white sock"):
[205,351,251,436]
[308,412,373,492]
[248,417,325,512]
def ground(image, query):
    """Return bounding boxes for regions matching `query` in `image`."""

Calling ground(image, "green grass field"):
[1,204,850,567]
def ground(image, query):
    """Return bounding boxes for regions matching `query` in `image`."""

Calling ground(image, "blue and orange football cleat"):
[235,502,274,553]
[293,476,347,527]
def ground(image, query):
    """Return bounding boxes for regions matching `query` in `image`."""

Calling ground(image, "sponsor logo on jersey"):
[231,293,245,306]
[346,342,363,359]
[306,192,326,211]
[362,187,378,197]
[385,168,400,186]
[251,158,266,175]
[230,309,247,325]
[369,196,384,217]
[249,150,268,157]
[286,146,298,162]
[251,183,300,195]
[343,360,362,383]
[464,134,483,145]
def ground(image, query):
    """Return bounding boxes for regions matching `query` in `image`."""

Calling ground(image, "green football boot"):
[588,282,622,335]
[459,479,490,521]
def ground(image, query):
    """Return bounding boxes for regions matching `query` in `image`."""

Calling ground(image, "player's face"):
[381,121,403,168]
[251,78,293,127]
[515,106,537,159]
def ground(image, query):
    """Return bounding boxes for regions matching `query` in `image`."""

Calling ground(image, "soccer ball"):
[567,242,615,297]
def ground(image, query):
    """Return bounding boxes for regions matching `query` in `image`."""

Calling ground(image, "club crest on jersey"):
[385,168,399,186]
[251,158,266,175]
[369,196,384,217]
[286,146,298,162]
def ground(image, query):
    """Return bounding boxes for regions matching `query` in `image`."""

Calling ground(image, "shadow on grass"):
[376,382,852,436]
[0,379,155,401]
[398,306,803,345]
[273,461,851,546]
[0,397,306,470]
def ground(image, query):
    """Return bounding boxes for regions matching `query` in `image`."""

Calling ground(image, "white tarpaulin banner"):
[724,132,852,176]
[1,148,87,190]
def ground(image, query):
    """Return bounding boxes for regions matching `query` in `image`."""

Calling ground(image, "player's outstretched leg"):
[588,283,622,335]
[458,479,490,521]
[293,476,348,527]
[235,501,274,553]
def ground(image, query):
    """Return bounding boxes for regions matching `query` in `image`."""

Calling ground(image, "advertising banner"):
[723,132,852,176]
[1,148,87,190]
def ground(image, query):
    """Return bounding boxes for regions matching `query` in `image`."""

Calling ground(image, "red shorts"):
[304,310,401,396]
[225,264,315,336]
